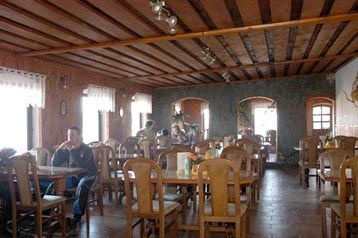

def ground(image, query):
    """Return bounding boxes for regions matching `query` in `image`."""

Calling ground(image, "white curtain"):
[87,84,115,112]
[133,93,152,113]
[0,66,46,108]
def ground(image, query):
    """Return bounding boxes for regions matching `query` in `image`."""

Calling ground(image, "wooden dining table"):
[125,169,257,231]
[1,165,87,195]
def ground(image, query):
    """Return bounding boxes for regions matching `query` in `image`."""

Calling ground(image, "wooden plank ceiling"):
[0,0,357,87]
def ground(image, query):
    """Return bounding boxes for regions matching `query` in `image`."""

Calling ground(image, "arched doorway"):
[171,97,209,143]
[238,97,278,162]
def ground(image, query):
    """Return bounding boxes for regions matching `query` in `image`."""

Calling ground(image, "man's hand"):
[59,141,75,151]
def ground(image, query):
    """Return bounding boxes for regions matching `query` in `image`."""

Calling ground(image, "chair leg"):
[98,189,104,216]
[236,220,241,238]
[341,221,346,238]
[62,202,67,237]
[331,211,336,238]
[114,183,119,208]
[127,216,133,238]
[12,211,17,238]
[320,205,327,238]
[172,208,178,238]
[36,211,42,238]
[159,217,165,238]
[246,208,250,234]
[86,200,90,237]
[200,219,205,238]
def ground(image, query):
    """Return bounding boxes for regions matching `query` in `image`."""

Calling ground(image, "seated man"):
[51,126,97,231]
[136,120,156,140]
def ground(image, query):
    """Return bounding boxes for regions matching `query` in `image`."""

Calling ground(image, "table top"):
[1,166,87,179]
[125,169,256,185]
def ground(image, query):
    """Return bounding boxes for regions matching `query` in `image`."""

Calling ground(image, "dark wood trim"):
[19,12,358,57]
[124,52,358,82]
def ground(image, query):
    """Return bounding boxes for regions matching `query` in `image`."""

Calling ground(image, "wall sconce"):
[221,70,231,83]
[60,75,68,89]
[117,87,127,98]
[119,106,124,117]
[326,73,335,84]
[344,72,358,108]
[150,0,178,34]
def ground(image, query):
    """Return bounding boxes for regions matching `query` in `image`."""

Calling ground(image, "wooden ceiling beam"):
[124,52,358,81]
[20,13,358,56]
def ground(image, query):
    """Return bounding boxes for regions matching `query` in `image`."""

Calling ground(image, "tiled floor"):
[3,165,333,237]
[79,165,329,238]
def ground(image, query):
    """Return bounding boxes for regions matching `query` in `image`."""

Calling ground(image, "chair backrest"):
[138,138,155,159]
[7,154,42,207]
[123,158,164,214]
[94,145,116,183]
[193,140,210,154]
[235,138,260,155]
[198,159,241,217]
[126,136,139,143]
[29,147,51,166]
[156,136,171,148]
[157,149,180,170]
[171,145,194,153]
[320,149,350,172]
[334,136,347,148]
[220,146,252,172]
[119,141,140,155]
[88,141,103,147]
[339,157,358,218]
[340,137,358,156]
[104,139,120,154]
[300,136,323,167]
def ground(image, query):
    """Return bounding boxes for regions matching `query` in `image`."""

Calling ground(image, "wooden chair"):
[123,158,180,238]
[330,156,358,238]
[88,141,103,147]
[29,147,51,166]
[197,159,248,238]
[334,135,347,148]
[93,145,120,207]
[319,149,350,238]
[235,138,263,177]
[193,140,210,155]
[138,138,156,159]
[340,137,357,156]
[157,149,190,221]
[220,146,252,232]
[119,141,140,155]
[104,138,120,154]
[7,154,66,238]
[299,136,323,188]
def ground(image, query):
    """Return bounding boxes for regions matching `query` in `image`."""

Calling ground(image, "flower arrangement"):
[188,148,203,176]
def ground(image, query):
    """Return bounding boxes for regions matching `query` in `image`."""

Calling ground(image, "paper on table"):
[177,152,188,175]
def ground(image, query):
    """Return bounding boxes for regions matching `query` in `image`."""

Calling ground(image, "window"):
[82,85,115,143]
[0,67,45,153]
[312,105,331,130]
[131,93,152,136]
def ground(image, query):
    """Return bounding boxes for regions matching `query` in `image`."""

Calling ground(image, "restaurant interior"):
[0,0,358,237]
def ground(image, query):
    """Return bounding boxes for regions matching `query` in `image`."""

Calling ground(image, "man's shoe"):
[66,218,79,236]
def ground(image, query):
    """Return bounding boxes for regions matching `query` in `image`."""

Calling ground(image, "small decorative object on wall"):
[344,72,358,108]
[60,100,67,116]
[60,75,68,89]
[119,105,124,117]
